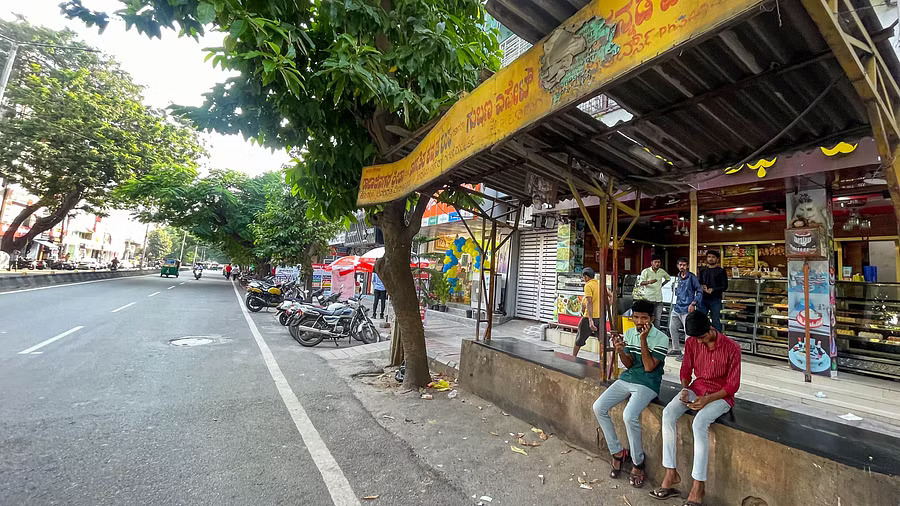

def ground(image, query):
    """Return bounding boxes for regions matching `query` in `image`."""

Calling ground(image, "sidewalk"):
[334,312,900,438]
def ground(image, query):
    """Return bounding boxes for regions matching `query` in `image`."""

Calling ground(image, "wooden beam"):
[566,177,605,247]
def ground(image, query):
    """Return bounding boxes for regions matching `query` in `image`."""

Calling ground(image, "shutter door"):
[515,230,557,322]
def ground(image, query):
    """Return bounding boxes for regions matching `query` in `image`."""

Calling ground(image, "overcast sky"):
[2,0,292,176]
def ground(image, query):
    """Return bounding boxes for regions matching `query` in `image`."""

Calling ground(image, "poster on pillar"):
[786,189,837,376]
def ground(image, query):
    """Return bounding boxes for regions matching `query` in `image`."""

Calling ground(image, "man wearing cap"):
[573,267,601,358]
[650,311,741,505]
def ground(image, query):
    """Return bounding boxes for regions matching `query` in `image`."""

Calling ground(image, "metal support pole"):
[0,42,19,115]
[485,219,497,342]
[178,230,187,265]
[803,260,812,382]
[140,223,149,269]
[611,202,620,379]
[598,199,608,381]
[690,191,699,274]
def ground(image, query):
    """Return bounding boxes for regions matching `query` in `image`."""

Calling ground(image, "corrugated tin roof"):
[387,0,898,203]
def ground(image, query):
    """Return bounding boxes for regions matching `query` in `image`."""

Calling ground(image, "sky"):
[1,0,293,176]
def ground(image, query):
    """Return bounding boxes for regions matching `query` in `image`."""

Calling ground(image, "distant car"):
[49,259,76,270]
[76,259,101,270]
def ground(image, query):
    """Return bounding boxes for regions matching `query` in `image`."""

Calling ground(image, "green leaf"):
[230,19,247,38]
[195,2,215,24]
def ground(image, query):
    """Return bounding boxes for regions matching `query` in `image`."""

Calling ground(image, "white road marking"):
[0,274,154,296]
[229,281,359,506]
[179,282,185,285]
[111,302,136,313]
[18,326,84,354]
[167,286,175,290]
[148,291,160,297]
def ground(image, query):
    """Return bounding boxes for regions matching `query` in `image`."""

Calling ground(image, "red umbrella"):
[325,255,360,275]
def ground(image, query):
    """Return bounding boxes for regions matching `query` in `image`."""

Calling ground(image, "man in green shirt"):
[592,299,668,489]
[634,253,670,327]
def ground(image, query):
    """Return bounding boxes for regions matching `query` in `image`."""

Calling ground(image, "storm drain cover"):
[169,337,216,347]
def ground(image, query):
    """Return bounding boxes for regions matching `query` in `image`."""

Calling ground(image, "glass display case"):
[754,279,790,359]
[720,277,759,352]
[833,282,900,379]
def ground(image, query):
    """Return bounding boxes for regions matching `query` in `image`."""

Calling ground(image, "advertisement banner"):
[311,263,332,292]
[357,0,763,205]
[274,266,299,283]
[786,189,836,376]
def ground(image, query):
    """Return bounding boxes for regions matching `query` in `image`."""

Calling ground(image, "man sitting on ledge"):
[651,310,741,505]
[592,299,668,488]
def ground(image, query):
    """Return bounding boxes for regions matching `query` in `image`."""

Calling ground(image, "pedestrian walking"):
[592,299,667,489]
[573,267,602,358]
[651,310,741,505]
[372,272,387,319]
[698,250,728,331]
[224,263,233,280]
[669,256,702,361]
[633,254,670,327]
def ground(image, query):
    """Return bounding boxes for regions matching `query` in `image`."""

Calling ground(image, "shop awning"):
[32,239,58,250]
[358,0,900,208]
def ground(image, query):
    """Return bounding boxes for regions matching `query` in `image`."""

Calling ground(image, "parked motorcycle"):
[245,278,296,312]
[194,269,202,280]
[287,295,379,347]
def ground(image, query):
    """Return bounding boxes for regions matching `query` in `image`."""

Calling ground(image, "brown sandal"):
[649,487,680,500]
[629,459,646,488]
[609,448,628,478]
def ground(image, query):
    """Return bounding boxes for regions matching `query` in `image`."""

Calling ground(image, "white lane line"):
[18,326,84,355]
[148,291,161,297]
[0,274,154,295]
[179,282,185,285]
[229,281,359,506]
[167,286,176,290]
[111,302,136,313]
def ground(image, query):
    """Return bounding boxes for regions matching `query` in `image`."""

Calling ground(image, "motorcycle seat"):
[311,307,342,316]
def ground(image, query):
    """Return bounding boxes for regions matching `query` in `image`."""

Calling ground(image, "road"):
[0,274,464,505]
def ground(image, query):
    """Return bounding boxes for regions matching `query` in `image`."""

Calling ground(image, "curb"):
[0,269,152,293]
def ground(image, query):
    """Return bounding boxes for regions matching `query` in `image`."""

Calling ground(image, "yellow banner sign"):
[357,0,762,205]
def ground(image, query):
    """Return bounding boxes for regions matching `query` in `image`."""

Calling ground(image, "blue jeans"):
[699,299,723,331]
[661,390,731,481]
[592,379,657,466]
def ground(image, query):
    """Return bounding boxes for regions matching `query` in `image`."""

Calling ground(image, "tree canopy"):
[0,18,204,254]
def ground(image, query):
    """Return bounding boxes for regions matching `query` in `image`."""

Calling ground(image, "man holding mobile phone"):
[592,299,668,489]
[650,311,741,505]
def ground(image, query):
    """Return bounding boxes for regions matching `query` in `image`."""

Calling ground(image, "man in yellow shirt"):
[574,267,602,357]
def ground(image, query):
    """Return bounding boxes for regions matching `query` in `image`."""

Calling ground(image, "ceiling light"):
[836,196,851,201]
[718,224,725,230]
[750,187,765,191]
[864,177,887,185]
[733,207,745,212]
[737,225,743,231]
[860,219,872,229]
[727,224,734,229]
[709,225,715,229]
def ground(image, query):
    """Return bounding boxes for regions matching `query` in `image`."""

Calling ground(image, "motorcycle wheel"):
[358,324,379,344]
[291,324,324,347]
[246,296,264,313]
[278,312,289,326]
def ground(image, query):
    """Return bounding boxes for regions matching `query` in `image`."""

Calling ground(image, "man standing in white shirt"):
[634,254,670,328]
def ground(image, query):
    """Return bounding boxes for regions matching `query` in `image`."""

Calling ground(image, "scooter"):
[194,269,202,280]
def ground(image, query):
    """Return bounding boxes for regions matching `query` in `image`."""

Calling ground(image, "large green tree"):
[0,19,204,254]
[67,0,500,388]
[145,227,173,261]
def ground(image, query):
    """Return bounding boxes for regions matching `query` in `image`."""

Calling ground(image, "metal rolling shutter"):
[515,230,557,322]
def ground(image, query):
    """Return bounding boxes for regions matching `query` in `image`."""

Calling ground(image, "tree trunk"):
[375,197,431,389]
[1,189,82,254]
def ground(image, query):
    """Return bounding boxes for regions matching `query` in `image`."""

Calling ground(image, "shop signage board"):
[274,266,299,283]
[311,263,332,293]
[356,0,763,205]
[785,190,836,377]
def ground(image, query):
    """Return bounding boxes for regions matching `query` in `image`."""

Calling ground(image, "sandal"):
[629,459,646,488]
[649,487,680,500]
[609,448,628,478]
[683,502,703,506]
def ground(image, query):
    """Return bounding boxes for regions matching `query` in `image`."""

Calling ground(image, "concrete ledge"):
[0,269,151,292]
[459,338,900,506]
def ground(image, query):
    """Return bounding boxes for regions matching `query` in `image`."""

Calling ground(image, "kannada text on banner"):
[357,0,762,206]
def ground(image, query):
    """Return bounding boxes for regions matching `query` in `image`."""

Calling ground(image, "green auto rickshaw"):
[161,258,180,278]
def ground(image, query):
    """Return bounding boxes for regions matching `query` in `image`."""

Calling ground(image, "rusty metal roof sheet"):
[387,0,897,203]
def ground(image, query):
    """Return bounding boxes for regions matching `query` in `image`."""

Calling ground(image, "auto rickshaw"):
[161,258,180,278]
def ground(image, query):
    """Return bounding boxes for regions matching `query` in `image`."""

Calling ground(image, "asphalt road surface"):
[0,274,465,505]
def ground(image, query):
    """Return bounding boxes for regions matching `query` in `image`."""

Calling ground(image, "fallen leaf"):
[560,449,572,454]
[579,484,593,490]
[501,411,510,416]
[479,495,493,503]
[510,445,528,456]
[489,431,499,436]
[590,479,600,484]
[381,415,395,420]
[578,476,586,484]
[517,437,541,447]
[622,495,633,506]
[361,495,379,500]
[539,432,549,441]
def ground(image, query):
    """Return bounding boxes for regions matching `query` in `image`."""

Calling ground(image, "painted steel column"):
[690,191,699,274]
